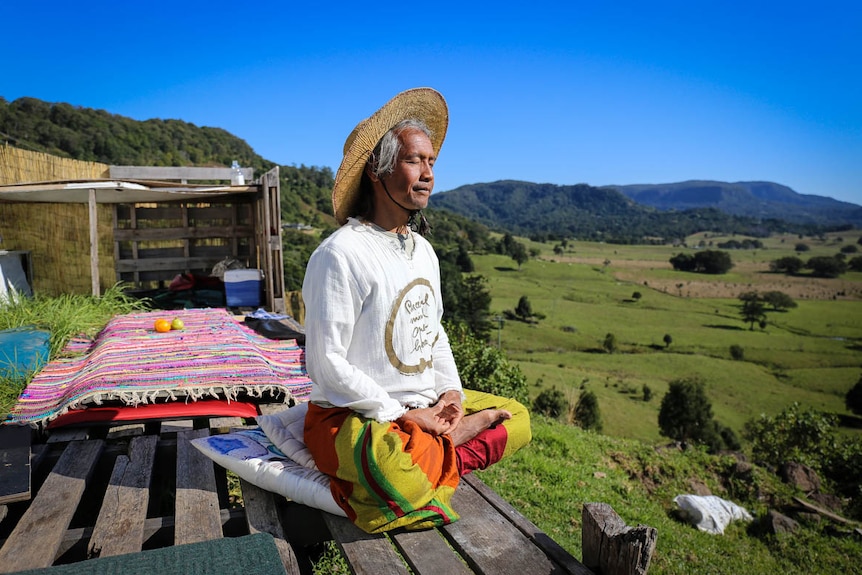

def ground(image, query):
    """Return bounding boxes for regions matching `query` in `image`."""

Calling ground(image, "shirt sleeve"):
[302,244,407,422]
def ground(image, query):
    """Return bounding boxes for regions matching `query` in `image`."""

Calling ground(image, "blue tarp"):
[0,327,50,381]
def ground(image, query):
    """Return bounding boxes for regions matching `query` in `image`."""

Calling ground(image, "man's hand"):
[434,390,464,432]
[399,403,455,435]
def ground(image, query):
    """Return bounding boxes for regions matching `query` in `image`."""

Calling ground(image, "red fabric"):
[47,399,260,429]
[455,423,509,475]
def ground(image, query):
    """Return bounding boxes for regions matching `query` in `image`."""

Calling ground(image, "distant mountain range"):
[429,180,862,242]
[605,180,862,227]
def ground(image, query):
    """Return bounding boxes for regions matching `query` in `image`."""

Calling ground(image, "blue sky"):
[3,1,861,205]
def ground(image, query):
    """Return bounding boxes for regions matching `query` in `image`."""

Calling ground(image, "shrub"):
[729,344,745,361]
[603,333,617,354]
[663,334,672,348]
[846,375,862,416]
[743,403,837,470]
[532,388,568,419]
[446,321,529,405]
[642,384,653,402]
[574,390,603,432]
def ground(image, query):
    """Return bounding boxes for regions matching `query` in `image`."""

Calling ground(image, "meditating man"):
[302,87,531,533]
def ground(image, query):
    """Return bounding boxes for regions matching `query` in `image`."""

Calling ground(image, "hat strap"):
[380,180,431,235]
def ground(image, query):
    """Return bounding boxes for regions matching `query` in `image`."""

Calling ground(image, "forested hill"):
[0,96,335,227]
[428,180,811,243]
[607,180,862,228]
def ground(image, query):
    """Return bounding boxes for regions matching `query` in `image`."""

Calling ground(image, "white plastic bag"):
[673,494,753,534]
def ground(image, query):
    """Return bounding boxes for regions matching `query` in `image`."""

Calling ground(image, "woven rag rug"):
[5,308,313,427]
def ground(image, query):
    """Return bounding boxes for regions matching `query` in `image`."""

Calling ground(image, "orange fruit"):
[154,319,172,333]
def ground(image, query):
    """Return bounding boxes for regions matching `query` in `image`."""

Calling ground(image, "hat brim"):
[332,88,448,225]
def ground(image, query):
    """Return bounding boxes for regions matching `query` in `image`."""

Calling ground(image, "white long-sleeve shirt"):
[302,217,462,422]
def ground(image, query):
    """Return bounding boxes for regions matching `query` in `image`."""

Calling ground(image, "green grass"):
[478,417,862,575]
[474,241,862,445]
[0,284,149,415]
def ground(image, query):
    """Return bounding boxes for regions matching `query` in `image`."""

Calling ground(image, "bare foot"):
[448,409,512,446]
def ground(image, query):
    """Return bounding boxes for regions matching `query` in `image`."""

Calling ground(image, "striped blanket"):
[6,308,313,426]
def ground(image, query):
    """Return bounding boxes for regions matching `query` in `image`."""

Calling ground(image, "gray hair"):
[368,119,433,177]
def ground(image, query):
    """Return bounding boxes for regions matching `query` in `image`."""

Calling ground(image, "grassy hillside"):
[474,229,862,444]
[478,417,862,575]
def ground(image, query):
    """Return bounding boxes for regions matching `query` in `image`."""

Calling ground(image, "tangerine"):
[154,319,172,333]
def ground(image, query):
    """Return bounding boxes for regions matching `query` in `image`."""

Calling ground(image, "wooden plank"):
[109,166,254,181]
[116,256,219,273]
[391,528,473,575]
[240,479,302,575]
[88,435,158,558]
[0,425,32,505]
[442,478,558,575]
[175,428,222,544]
[46,427,89,443]
[113,225,254,241]
[0,440,104,573]
[463,474,594,575]
[322,513,409,575]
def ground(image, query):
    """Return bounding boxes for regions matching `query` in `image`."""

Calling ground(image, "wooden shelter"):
[0,145,285,312]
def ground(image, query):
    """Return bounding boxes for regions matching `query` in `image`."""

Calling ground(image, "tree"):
[762,290,797,311]
[602,333,617,354]
[795,242,810,252]
[738,292,766,330]
[642,384,653,402]
[574,390,603,432]
[515,295,533,321]
[663,333,673,348]
[848,256,862,272]
[511,242,529,270]
[658,377,720,449]
[769,256,804,275]
[631,291,642,301]
[806,255,847,278]
[729,344,745,361]
[847,375,862,416]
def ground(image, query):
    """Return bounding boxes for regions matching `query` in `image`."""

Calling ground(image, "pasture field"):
[474,229,862,443]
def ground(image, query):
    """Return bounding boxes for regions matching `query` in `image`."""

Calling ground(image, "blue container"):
[224,269,263,307]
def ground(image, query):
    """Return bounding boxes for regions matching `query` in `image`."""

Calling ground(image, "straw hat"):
[331,87,448,225]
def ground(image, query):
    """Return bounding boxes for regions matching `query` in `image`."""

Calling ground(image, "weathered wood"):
[240,479,302,575]
[463,474,594,575]
[793,496,861,527]
[175,428,222,544]
[113,225,254,242]
[582,503,656,575]
[322,513,410,575]
[109,165,254,182]
[443,477,559,575]
[391,528,473,575]
[0,440,104,572]
[46,427,89,443]
[0,425,31,505]
[88,434,158,558]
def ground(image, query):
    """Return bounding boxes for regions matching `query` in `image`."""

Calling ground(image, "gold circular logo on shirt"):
[384,278,439,374]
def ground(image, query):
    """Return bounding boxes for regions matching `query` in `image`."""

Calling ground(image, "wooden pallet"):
[0,416,595,575]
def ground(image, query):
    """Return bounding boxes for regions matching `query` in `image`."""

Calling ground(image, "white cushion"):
[256,401,318,470]
[191,427,345,517]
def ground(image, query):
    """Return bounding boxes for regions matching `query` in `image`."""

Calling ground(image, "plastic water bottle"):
[231,161,245,185]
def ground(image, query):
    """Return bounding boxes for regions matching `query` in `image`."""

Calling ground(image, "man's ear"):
[365,164,380,183]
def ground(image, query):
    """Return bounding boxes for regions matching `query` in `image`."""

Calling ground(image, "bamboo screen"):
[0,145,115,295]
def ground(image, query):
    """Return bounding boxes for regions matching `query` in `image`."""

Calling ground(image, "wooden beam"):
[109,166,254,182]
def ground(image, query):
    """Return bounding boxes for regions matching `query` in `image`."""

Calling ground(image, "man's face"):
[382,128,436,211]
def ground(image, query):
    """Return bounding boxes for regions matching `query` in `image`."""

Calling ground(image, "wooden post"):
[89,188,100,296]
[582,503,657,575]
